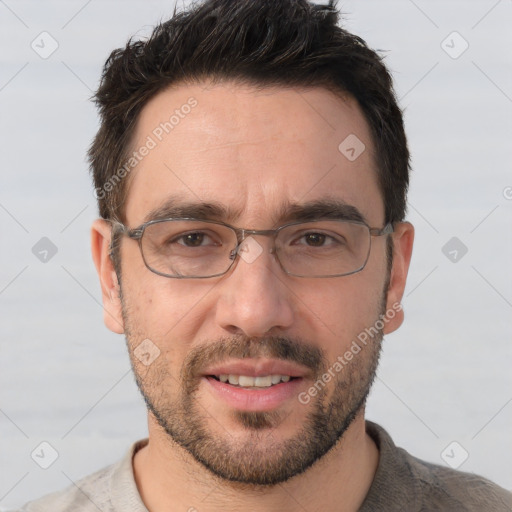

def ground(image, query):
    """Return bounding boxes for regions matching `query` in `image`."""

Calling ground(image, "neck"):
[133,410,379,512]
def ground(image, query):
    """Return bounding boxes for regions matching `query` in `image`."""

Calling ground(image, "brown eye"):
[304,233,326,246]
[181,232,206,247]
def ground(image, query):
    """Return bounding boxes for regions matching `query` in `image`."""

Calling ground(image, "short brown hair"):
[89,0,409,225]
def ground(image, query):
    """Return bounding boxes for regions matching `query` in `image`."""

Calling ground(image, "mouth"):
[209,374,298,388]
[201,359,309,411]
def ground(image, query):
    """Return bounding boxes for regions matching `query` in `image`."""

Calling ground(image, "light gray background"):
[1,0,511,508]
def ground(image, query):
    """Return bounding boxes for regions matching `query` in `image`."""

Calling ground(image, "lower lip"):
[204,376,304,412]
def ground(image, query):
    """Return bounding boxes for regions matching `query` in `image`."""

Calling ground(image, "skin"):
[91,82,414,511]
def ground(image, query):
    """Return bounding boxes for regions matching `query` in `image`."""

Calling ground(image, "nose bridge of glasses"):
[229,228,279,264]
[240,228,277,238]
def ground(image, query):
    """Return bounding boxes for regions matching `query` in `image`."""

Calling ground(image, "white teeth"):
[271,375,282,385]
[254,376,272,387]
[228,375,239,385]
[216,374,293,387]
[238,375,255,387]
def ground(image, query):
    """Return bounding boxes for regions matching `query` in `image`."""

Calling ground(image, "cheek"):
[291,273,385,355]
[120,260,218,358]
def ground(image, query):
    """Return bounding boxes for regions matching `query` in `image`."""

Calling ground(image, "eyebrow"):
[142,196,243,224]
[142,196,367,226]
[277,199,367,224]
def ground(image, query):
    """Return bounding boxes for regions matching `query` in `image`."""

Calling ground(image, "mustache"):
[182,335,326,382]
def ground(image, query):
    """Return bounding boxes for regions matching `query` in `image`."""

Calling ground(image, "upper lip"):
[202,358,310,378]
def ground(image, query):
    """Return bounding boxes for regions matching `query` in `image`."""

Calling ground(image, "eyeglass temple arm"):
[369,223,394,236]
[108,221,144,256]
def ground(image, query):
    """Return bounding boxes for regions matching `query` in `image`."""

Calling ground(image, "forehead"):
[124,81,384,227]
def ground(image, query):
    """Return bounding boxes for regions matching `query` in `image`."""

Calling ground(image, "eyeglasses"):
[112,218,393,279]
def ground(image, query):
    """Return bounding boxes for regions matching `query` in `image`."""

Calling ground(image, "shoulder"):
[16,463,116,512]
[13,440,148,512]
[404,446,512,511]
[363,421,512,512]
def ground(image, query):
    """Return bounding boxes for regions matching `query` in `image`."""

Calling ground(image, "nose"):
[214,236,294,337]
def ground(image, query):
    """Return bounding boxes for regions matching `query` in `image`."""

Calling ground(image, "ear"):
[91,219,125,334]
[383,221,414,334]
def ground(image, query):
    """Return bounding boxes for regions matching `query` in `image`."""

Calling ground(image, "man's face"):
[101,82,408,485]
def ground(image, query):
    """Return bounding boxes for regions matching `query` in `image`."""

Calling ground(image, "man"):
[18,0,512,510]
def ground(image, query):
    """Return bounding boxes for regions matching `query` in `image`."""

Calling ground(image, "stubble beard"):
[122,304,385,487]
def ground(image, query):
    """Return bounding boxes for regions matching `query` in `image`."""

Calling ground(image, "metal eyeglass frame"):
[110,217,394,279]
